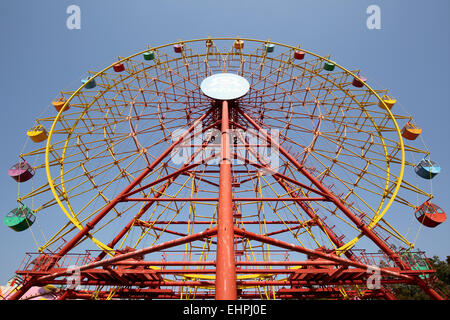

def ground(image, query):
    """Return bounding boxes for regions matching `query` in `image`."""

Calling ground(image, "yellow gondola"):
[26,125,48,143]
[378,95,396,110]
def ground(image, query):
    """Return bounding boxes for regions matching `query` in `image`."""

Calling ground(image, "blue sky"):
[0,0,449,284]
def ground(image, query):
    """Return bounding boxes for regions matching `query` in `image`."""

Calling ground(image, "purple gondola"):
[8,161,35,182]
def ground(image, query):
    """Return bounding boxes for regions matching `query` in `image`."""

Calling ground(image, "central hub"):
[200,73,250,101]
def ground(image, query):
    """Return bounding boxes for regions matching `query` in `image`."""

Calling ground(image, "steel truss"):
[5,38,446,300]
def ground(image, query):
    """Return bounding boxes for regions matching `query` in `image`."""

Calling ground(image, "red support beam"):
[56,109,212,261]
[35,227,218,283]
[229,139,353,259]
[95,126,218,262]
[232,226,412,281]
[110,260,338,267]
[237,108,404,262]
[215,100,237,300]
[237,107,445,300]
[122,197,328,202]
[142,220,312,225]
[32,277,422,288]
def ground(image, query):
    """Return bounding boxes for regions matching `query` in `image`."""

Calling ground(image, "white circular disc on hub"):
[200,73,250,100]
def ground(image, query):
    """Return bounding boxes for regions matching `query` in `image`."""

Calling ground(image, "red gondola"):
[294,50,305,60]
[113,63,125,72]
[173,44,183,53]
[415,201,447,228]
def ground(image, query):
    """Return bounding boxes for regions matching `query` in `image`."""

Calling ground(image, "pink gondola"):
[352,76,367,88]
[8,161,35,182]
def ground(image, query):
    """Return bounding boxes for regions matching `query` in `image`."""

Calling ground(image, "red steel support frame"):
[230,122,354,260]
[237,107,444,300]
[215,100,237,300]
[94,121,220,262]
[8,100,445,300]
[8,110,212,301]
[55,109,211,261]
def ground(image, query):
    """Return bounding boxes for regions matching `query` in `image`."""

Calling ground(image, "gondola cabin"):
[3,204,35,232]
[414,158,440,179]
[173,44,183,53]
[81,77,96,89]
[399,251,430,279]
[27,125,47,143]
[205,39,213,48]
[234,40,244,50]
[401,122,422,140]
[52,97,70,112]
[294,50,305,60]
[352,76,367,88]
[415,201,446,228]
[323,61,335,71]
[113,63,125,72]
[264,43,275,53]
[143,51,155,61]
[378,95,396,110]
[8,161,35,182]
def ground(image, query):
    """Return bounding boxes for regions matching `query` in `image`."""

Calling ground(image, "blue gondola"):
[81,77,96,89]
[414,158,440,179]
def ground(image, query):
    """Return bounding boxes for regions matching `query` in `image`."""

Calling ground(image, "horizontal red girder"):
[111,260,338,266]
[34,227,218,283]
[19,266,432,277]
[122,197,329,202]
[140,220,314,224]
[16,264,433,281]
[34,277,418,288]
[232,226,413,281]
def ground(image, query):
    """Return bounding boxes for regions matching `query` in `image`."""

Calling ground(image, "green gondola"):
[143,51,155,61]
[399,250,430,279]
[3,204,36,232]
[323,61,335,71]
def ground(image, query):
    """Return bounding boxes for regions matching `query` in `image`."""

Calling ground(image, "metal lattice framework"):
[3,37,446,300]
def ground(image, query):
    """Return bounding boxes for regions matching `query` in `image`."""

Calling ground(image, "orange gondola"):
[401,122,422,140]
[234,40,244,50]
[52,97,70,112]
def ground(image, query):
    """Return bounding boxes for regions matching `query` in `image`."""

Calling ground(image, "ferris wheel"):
[2,37,447,300]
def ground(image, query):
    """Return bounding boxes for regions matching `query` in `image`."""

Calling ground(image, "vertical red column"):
[215,100,237,300]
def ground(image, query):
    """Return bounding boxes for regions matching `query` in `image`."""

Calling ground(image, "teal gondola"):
[399,250,430,279]
[264,43,275,53]
[3,204,36,232]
